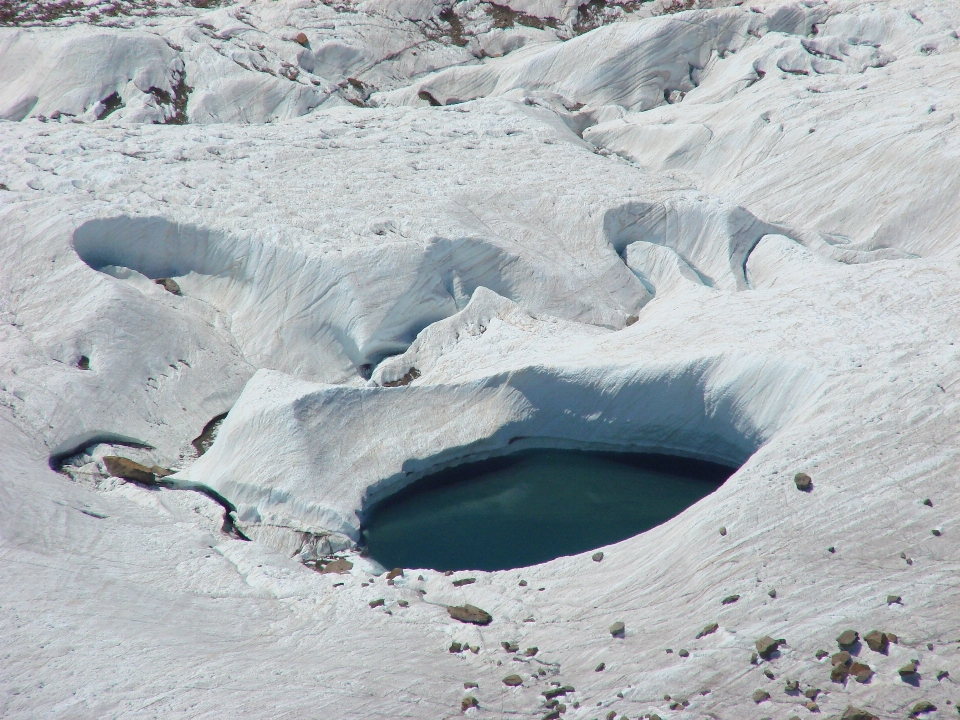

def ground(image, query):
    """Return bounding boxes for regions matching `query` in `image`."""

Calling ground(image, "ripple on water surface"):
[363,448,736,572]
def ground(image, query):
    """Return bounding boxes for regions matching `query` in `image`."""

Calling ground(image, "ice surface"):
[2,0,960,717]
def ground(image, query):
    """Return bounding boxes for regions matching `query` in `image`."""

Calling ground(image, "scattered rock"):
[887,595,903,605]
[849,662,873,682]
[320,557,353,574]
[768,588,777,598]
[386,567,404,583]
[154,277,181,295]
[592,552,604,562]
[721,594,740,605]
[937,670,949,681]
[794,472,812,491]
[752,689,770,703]
[804,688,821,700]
[595,662,605,672]
[828,546,836,553]
[461,695,478,711]
[501,641,519,653]
[784,679,799,693]
[816,650,829,659]
[899,661,919,676]
[452,578,476,587]
[763,668,775,679]
[750,652,759,664]
[448,605,493,625]
[77,355,90,370]
[719,527,727,536]
[832,651,852,666]
[837,630,859,649]
[678,649,689,657]
[805,702,820,712]
[696,622,719,639]
[519,580,528,586]
[397,600,409,608]
[922,498,933,506]
[609,622,625,638]
[931,529,942,536]
[863,630,888,653]
[886,632,898,643]
[756,636,780,659]
[450,642,463,653]
[911,701,936,715]
[369,598,385,608]
[841,707,878,720]
[294,31,309,45]
[502,674,523,687]
[102,456,157,484]
[524,647,538,656]
[606,712,616,720]
[831,664,849,683]
[542,686,573,699]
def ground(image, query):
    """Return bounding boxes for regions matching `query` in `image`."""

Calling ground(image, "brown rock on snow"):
[794,472,813,491]
[448,605,493,625]
[102,456,157,484]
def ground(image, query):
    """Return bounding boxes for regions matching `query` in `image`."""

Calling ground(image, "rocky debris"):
[784,679,799,693]
[464,682,478,689]
[763,668,775,679]
[450,642,463,653]
[294,31,308,45]
[502,674,523,687]
[804,688,821,700]
[319,557,353,574]
[382,367,420,387]
[805,701,820,712]
[154,277,181,295]
[900,551,913,565]
[937,670,949,680]
[750,652,759,664]
[849,661,873,683]
[841,707,878,720]
[923,498,933,506]
[832,651,852,666]
[524,647,538,656]
[910,701,936,716]
[678,649,689,657]
[452,578,476,587]
[369,598,385,608]
[592,552,604,562]
[448,605,492,625]
[542,686,573,699]
[887,595,903,605]
[828,546,836,553]
[794,472,813,491]
[696,622,719,639]
[719,527,727,536]
[768,588,777,598]
[102,456,160,484]
[518,580,528,586]
[931,528,942,536]
[836,630,859,649]
[899,660,919,677]
[721,594,740,605]
[77,355,90,370]
[461,695,478,711]
[386,567,404,583]
[756,636,780,659]
[752,689,770,703]
[501,641,519,653]
[816,650,829,659]
[609,622,625,638]
[595,662,605,672]
[863,630,889,653]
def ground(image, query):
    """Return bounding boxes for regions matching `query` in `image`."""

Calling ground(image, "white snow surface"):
[2,0,960,717]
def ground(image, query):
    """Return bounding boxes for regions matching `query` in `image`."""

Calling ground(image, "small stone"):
[804,688,821,700]
[154,277,181,295]
[519,580,527,586]
[294,31,309,45]
[542,686,573,700]
[595,662,605,672]
[752,689,770,703]
[911,701,937,715]
[721,594,740,605]
[592,552,604,562]
[525,647,538,656]
[77,355,90,370]
[899,660,918,676]
[927,642,934,650]
[887,594,902,605]
[794,472,812,491]
[319,557,353,574]
[886,632,898,643]
[932,528,942,536]
[863,630,888,653]
[719,526,727,536]
[907,557,914,565]
[501,641,519,653]
[784,679,799,693]
[937,670,949,680]
[444,570,454,576]
[461,695,479,711]
[102,456,157,484]
[828,546,836,553]
[650,715,662,720]
[502,674,523,687]
[469,645,479,653]
[750,652,759,664]
[831,663,849,682]
[755,636,780,659]
[678,649,689,657]
[836,630,859,649]
[696,622,719,639]
[816,650,829,659]
[609,621,625,638]
[450,642,463,653]
[605,712,616,720]
[616,692,624,698]
[805,702,819,712]
[922,498,933,506]
[369,598,385,608]
[768,588,777,598]
[464,682,478,688]
[397,600,409,608]
[453,577,476,586]
[665,648,673,653]
[763,668,774,679]
[832,651,852,666]
[850,662,873,682]
[841,707,878,720]
[447,605,493,625]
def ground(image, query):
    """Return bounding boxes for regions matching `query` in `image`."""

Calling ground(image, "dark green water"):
[363,448,735,572]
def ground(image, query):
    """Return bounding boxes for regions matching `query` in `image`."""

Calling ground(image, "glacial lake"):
[363,448,735,572]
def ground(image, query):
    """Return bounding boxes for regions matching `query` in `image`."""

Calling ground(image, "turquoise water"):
[363,448,734,572]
